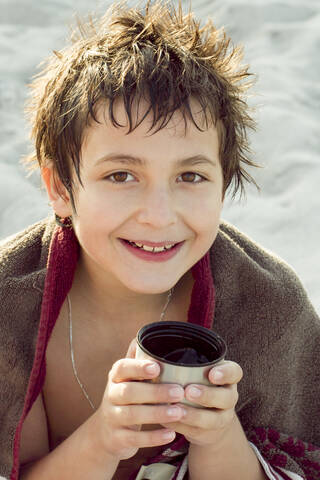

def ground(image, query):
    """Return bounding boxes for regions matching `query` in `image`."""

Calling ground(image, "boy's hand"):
[94,340,185,461]
[161,361,243,447]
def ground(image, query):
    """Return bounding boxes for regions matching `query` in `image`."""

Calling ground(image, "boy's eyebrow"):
[94,153,217,168]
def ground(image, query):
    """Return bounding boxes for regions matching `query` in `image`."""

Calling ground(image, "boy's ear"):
[42,165,73,218]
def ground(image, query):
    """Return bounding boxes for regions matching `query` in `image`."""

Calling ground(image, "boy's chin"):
[122,282,176,296]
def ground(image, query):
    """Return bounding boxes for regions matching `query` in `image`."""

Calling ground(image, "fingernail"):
[212,369,223,381]
[167,406,181,416]
[188,386,202,398]
[169,386,183,398]
[162,430,175,441]
[145,363,158,375]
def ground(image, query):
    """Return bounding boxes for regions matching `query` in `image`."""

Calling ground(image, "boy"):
[0,2,319,479]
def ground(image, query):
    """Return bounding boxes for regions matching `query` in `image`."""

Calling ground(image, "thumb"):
[126,338,137,358]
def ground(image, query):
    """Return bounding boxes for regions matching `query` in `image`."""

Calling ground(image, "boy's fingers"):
[109,380,184,405]
[109,358,161,382]
[112,404,186,426]
[184,383,238,410]
[126,338,137,359]
[162,405,235,431]
[117,427,176,449]
[209,361,243,385]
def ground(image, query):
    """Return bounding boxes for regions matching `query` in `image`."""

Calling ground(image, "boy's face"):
[48,99,224,296]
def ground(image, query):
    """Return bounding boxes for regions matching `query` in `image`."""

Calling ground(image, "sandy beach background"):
[0,0,319,314]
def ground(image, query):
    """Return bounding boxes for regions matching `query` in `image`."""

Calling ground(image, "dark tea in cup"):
[136,321,227,407]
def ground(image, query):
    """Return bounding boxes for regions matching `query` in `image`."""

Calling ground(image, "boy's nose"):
[135,186,178,228]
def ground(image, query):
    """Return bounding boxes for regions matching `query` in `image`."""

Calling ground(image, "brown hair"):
[25,0,258,202]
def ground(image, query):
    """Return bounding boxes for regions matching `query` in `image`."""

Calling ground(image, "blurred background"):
[0,0,319,313]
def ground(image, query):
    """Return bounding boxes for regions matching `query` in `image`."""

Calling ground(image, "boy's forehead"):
[84,96,214,141]
[79,97,220,174]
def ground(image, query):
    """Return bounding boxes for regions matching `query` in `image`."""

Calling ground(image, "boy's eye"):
[106,171,134,183]
[105,171,206,183]
[178,172,206,183]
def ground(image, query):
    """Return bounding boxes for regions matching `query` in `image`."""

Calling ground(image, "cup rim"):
[136,320,227,367]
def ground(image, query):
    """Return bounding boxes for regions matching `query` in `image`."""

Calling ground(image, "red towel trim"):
[11,225,214,479]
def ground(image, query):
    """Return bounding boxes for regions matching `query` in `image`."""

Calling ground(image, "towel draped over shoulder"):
[0,217,319,479]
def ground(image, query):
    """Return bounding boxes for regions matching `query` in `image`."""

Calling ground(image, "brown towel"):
[0,217,319,479]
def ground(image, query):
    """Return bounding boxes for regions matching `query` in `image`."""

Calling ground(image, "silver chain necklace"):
[67,288,174,410]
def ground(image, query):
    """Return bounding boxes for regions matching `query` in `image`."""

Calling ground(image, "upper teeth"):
[132,242,175,252]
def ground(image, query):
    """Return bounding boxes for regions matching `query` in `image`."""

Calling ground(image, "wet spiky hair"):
[25,0,258,200]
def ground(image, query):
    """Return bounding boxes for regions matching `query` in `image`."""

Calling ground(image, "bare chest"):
[42,274,193,477]
[42,308,172,478]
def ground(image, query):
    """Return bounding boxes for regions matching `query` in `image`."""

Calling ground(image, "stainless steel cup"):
[136,321,227,407]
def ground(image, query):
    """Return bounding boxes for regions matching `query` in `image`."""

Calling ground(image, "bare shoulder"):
[19,391,50,466]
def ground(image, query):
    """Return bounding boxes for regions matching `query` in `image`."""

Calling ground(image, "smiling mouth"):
[121,239,180,253]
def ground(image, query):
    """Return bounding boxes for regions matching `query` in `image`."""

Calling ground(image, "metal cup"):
[136,321,227,406]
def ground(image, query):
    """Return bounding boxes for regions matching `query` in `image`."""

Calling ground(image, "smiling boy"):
[46,98,223,298]
[0,2,319,480]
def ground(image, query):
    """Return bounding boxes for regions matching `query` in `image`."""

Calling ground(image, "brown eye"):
[107,172,134,183]
[113,172,128,182]
[182,172,195,182]
[180,172,204,183]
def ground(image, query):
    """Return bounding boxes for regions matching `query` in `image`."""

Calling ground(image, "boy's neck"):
[69,258,193,328]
